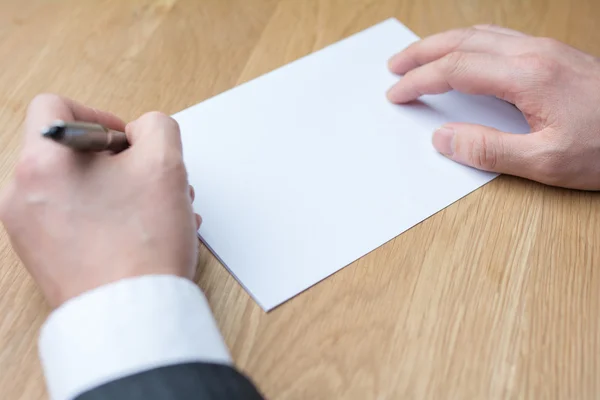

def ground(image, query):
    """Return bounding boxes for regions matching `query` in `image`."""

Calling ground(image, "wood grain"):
[1,0,600,399]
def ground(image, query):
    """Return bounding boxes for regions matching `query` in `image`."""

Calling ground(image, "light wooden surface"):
[1,0,600,399]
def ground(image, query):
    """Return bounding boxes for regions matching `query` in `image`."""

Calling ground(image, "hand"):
[0,94,201,307]
[387,24,600,190]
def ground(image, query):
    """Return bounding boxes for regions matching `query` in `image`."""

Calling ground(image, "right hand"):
[387,25,600,190]
[0,94,201,308]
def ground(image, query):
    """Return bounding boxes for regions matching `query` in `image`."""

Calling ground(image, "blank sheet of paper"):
[174,18,529,311]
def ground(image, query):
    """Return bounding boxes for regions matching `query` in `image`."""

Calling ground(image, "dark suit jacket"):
[75,362,264,400]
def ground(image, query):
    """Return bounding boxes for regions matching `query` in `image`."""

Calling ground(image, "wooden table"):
[1,0,600,399]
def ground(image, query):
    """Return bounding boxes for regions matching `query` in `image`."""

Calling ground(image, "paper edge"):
[173,17,404,120]
[188,17,500,312]
[261,174,500,311]
[196,232,269,310]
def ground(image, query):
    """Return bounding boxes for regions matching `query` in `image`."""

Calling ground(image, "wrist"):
[39,275,231,400]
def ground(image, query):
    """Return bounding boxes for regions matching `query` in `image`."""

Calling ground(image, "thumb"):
[125,111,183,153]
[432,123,539,176]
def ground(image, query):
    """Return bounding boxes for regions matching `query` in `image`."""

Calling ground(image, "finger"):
[69,103,125,131]
[189,185,195,202]
[388,28,524,75]
[474,24,530,37]
[387,52,524,104]
[432,123,543,178]
[125,111,182,152]
[25,93,125,146]
[195,213,202,230]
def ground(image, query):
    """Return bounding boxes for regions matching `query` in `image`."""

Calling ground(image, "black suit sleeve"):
[75,362,265,400]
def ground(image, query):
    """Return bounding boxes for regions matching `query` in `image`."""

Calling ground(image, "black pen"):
[41,120,130,153]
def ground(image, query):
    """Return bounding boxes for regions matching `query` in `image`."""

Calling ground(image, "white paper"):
[174,18,529,311]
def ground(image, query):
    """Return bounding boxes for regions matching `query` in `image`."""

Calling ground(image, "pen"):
[41,120,130,153]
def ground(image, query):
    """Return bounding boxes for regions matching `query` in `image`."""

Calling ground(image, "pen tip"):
[42,126,64,140]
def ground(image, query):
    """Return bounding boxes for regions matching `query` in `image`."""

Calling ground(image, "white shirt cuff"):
[38,275,231,400]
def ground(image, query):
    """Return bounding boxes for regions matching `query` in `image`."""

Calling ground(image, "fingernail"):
[386,86,394,100]
[386,85,399,103]
[125,120,136,131]
[387,55,397,70]
[432,127,455,156]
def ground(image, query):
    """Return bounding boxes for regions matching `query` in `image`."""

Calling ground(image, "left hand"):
[386,25,600,190]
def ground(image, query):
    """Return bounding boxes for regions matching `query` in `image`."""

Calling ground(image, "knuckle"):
[14,153,44,183]
[138,111,179,130]
[441,52,468,77]
[534,37,563,53]
[27,93,63,112]
[452,27,478,49]
[517,53,559,82]
[136,112,181,140]
[15,151,62,184]
[464,134,499,171]
[140,110,170,122]
[474,23,495,30]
